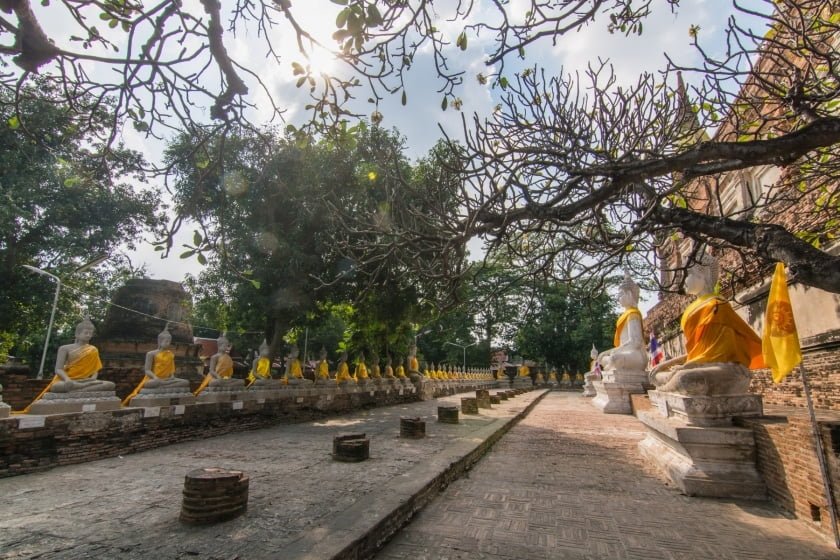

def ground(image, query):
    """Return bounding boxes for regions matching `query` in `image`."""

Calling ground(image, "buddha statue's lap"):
[597,273,647,373]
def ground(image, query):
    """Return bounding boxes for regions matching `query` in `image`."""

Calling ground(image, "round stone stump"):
[400,416,426,438]
[333,433,370,462]
[461,397,479,415]
[437,405,459,424]
[180,467,249,525]
[490,394,501,404]
[499,392,509,400]
[476,389,492,409]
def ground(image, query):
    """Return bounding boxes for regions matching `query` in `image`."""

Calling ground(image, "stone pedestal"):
[512,376,533,389]
[581,372,598,397]
[126,386,196,408]
[27,391,122,414]
[195,380,247,403]
[638,389,765,499]
[0,397,9,418]
[591,368,647,414]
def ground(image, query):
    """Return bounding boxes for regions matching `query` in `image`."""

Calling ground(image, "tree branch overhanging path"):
[0,0,838,298]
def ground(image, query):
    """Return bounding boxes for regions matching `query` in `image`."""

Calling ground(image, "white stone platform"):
[591,368,647,414]
[28,390,122,414]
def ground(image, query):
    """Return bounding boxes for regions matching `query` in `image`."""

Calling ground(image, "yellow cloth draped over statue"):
[409,357,419,372]
[316,359,329,379]
[336,361,353,383]
[123,350,175,405]
[396,365,406,378]
[613,308,642,347]
[354,363,369,380]
[23,345,103,413]
[246,357,272,387]
[518,365,530,377]
[681,294,764,369]
[194,353,234,395]
[289,359,303,379]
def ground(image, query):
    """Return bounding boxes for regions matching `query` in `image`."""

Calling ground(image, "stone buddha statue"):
[123,325,190,404]
[194,334,243,395]
[354,352,370,385]
[384,355,396,378]
[597,272,647,372]
[51,316,114,393]
[247,339,273,387]
[285,344,307,384]
[407,344,421,380]
[370,352,382,379]
[650,254,765,395]
[335,351,354,384]
[315,347,330,384]
[22,316,120,414]
[518,363,530,377]
[395,356,407,379]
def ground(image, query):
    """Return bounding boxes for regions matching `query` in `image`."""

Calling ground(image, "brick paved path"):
[376,391,839,560]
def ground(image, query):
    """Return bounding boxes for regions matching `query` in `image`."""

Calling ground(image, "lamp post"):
[22,255,108,379]
[444,341,477,372]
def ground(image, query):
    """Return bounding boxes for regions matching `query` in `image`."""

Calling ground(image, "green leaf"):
[330,0,348,5]
[108,18,118,28]
[7,115,19,129]
[336,8,350,28]
[250,279,261,290]
[367,5,383,27]
[99,12,111,20]
[456,31,468,51]
[153,245,165,252]
[193,230,203,246]
[180,250,195,259]
[197,253,207,265]
[401,91,407,106]
[292,61,305,76]
[499,77,509,90]
[441,96,448,110]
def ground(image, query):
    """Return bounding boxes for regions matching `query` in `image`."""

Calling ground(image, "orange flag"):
[762,263,802,383]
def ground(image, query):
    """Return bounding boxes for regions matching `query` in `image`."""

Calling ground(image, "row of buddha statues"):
[590,253,763,403]
[12,320,498,414]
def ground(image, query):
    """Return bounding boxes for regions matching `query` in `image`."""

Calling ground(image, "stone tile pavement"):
[375,391,840,560]
[0,389,542,559]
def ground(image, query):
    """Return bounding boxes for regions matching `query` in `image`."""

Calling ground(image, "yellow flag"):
[762,263,802,383]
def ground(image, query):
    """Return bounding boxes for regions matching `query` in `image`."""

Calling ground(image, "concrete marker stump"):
[437,405,459,424]
[461,397,479,415]
[180,467,249,525]
[333,433,370,462]
[400,416,426,438]
[490,394,501,404]
[476,389,492,409]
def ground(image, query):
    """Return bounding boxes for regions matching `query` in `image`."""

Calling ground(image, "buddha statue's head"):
[386,354,392,366]
[319,346,327,360]
[157,325,172,349]
[685,252,719,296]
[258,339,270,357]
[75,316,95,343]
[617,271,640,309]
[289,344,299,359]
[408,343,417,357]
[339,350,348,363]
[590,344,598,360]
[217,333,231,354]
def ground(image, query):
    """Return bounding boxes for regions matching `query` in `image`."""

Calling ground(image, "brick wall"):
[749,347,840,412]
[738,409,840,541]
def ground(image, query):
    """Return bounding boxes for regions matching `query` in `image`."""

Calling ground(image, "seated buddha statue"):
[370,352,382,379]
[384,355,396,378]
[23,316,115,412]
[395,356,407,379]
[247,339,273,387]
[518,363,530,377]
[124,325,189,404]
[335,351,354,384]
[354,353,370,384]
[194,334,243,395]
[597,272,647,372]
[285,344,307,384]
[315,347,330,383]
[650,254,765,396]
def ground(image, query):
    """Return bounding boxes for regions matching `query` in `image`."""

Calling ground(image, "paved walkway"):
[0,390,542,560]
[376,391,839,560]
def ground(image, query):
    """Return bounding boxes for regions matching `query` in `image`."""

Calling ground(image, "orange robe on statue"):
[22,345,102,413]
[194,353,234,395]
[123,350,175,405]
[681,295,765,369]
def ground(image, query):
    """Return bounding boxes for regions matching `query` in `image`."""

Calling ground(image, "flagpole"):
[800,364,840,548]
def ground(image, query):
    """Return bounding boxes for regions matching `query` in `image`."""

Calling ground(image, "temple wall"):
[737,410,840,542]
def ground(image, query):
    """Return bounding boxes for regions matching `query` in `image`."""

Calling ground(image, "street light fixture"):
[22,255,109,379]
[444,341,478,372]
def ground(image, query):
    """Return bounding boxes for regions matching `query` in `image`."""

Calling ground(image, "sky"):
[35,1,759,311]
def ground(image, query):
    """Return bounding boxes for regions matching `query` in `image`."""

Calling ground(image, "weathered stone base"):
[648,390,763,427]
[582,373,597,397]
[591,368,647,414]
[512,376,533,389]
[638,410,766,499]
[127,391,196,408]
[28,391,122,415]
[0,400,9,418]
[195,386,248,404]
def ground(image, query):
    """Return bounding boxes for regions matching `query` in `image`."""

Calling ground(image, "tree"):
[335,0,840,299]
[515,282,616,373]
[0,84,161,361]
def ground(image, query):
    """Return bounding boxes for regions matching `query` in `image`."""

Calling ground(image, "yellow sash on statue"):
[246,357,271,387]
[123,350,175,405]
[396,365,406,378]
[682,295,764,369]
[614,308,642,347]
[316,359,329,379]
[409,357,419,371]
[518,365,530,377]
[336,362,353,382]
[354,363,368,380]
[194,353,234,395]
[289,359,303,378]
